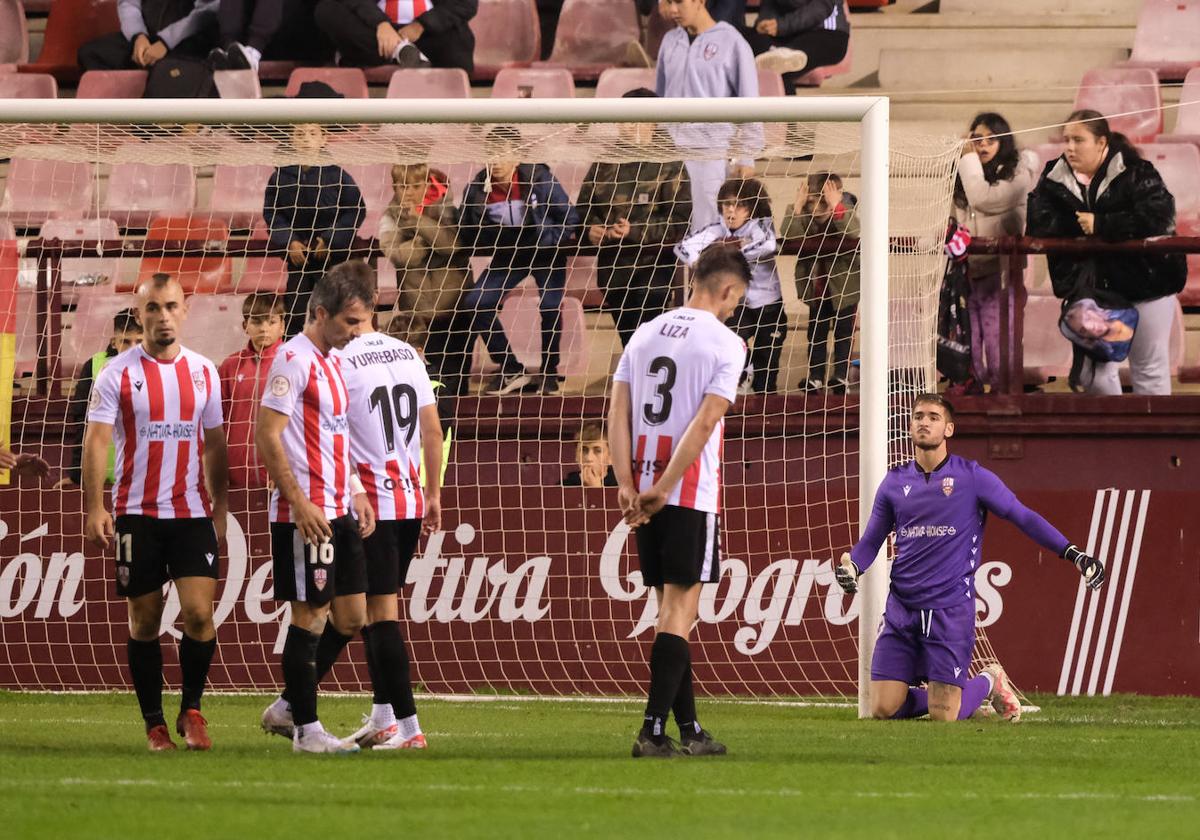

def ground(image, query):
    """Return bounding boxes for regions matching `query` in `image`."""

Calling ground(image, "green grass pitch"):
[1,691,1198,839]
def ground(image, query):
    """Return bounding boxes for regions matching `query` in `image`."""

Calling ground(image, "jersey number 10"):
[368,384,418,453]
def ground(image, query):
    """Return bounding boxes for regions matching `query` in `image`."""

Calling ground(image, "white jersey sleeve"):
[199,360,223,430]
[86,360,122,426]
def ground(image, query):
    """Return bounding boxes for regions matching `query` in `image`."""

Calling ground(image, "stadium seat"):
[1120,0,1200,81]
[0,0,30,65]
[1155,67,1200,150]
[386,68,472,99]
[39,217,123,304]
[0,158,94,230]
[182,295,251,363]
[285,67,369,99]
[76,70,147,98]
[337,159,393,239]
[564,255,603,309]
[491,66,575,98]
[0,63,15,73]
[22,0,119,83]
[237,256,288,294]
[14,288,41,377]
[554,161,588,202]
[0,220,14,239]
[136,217,233,294]
[470,0,541,81]
[1139,143,1200,307]
[1069,68,1163,144]
[472,285,589,376]
[374,257,398,307]
[544,0,641,81]
[0,72,56,97]
[60,288,134,372]
[214,69,262,99]
[1030,142,1066,169]
[595,67,655,98]
[1022,294,1073,384]
[209,160,274,231]
[792,1,852,87]
[104,151,198,230]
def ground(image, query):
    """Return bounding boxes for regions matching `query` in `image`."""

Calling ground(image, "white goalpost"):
[0,94,956,716]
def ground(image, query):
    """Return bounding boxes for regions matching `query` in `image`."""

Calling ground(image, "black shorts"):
[634,505,721,587]
[114,515,220,599]
[363,518,423,596]
[271,514,368,606]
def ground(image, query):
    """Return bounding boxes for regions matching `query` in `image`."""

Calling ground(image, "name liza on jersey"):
[659,321,693,340]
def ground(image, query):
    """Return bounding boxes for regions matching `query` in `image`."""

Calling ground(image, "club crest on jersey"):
[191,370,206,393]
[942,477,955,497]
[89,388,102,410]
[313,568,328,591]
[703,43,718,60]
[117,565,130,587]
[270,375,290,397]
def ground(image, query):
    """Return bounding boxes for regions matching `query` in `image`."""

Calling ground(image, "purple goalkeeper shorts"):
[870,597,976,688]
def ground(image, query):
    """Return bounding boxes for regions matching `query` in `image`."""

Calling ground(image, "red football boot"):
[176,709,213,751]
[146,724,177,752]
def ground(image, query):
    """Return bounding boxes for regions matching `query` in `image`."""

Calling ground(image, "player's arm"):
[203,424,230,545]
[835,482,896,594]
[418,403,444,535]
[255,407,332,545]
[82,421,116,548]
[977,467,1105,590]
[607,380,639,522]
[633,393,731,524]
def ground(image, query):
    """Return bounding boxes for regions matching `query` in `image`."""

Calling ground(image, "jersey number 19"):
[368,384,418,453]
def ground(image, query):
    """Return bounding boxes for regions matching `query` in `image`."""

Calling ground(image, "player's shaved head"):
[135,272,184,303]
[134,273,187,357]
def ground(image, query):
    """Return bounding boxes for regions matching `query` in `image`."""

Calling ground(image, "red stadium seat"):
[22,0,119,83]
[1069,67,1163,144]
[1022,294,1073,384]
[0,219,14,239]
[0,63,16,73]
[136,217,233,294]
[60,288,135,372]
[214,69,262,99]
[1121,0,1200,81]
[104,151,198,229]
[39,217,123,304]
[545,0,641,81]
[491,66,575,98]
[256,60,298,82]
[470,0,540,81]
[564,255,603,309]
[595,67,654,98]
[0,72,55,97]
[237,257,288,294]
[0,0,30,64]
[285,67,369,99]
[0,157,94,229]
[182,295,252,363]
[1155,67,1200,151]
[386,67,472,98]
[336,158,392,239]
[209,160,273,231]
[76,69,147,98]
[1139,143,1200,307]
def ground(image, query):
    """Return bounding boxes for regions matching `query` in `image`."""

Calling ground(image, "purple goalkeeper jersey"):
[850,454,1069,609]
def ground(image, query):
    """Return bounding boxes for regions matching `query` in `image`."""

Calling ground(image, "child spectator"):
[313,0,476,73]
[263,82,366,336]
[458,126,582,396]
[78,0,219,70]
[783,172,859,393]
[56,308,143,488]
[562,421,617,487]
[576,89,693,348]
[379,163,471,395]
[218,292,285,489]
[744,1,850,91]
[676,177,786,394]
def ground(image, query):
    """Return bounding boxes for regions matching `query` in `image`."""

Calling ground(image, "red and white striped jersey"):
[341,332,436,521]
[87,345,223,519]
[613,307,745,514]
[379,0,431,25]
[260,333,352,523]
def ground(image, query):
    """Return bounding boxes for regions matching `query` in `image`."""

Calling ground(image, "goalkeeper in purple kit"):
[836,394,1105,722]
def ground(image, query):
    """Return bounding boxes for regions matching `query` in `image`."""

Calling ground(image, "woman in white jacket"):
[952,112,1041,393]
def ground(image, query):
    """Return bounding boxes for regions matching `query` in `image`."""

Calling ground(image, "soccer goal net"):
[0,96,965,712]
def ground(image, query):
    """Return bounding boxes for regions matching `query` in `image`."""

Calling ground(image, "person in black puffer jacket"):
[1026,109,1186,395]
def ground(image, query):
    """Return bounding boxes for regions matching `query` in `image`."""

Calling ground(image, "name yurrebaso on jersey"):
[340,332,437,522]
[261,333,352,523]
[614,307,746,514]
[87,345,224,519]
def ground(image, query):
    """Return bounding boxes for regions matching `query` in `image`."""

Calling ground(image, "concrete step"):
[938,0,1140,21]
[878,46,1131,91]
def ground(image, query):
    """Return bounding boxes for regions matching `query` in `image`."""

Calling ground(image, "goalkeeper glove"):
[1063,544,1105,591]
[834,552,859,595]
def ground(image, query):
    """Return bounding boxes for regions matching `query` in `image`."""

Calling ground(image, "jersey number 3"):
[642,356,677,426]
[368,384,418,453]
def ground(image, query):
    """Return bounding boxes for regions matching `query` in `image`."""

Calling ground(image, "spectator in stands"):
[379,163,472,396]
[263,82,366,337]
[55,309,143,489]
[313,0,476,72]
[1026,110,1187,395]
[742,1,849,89]
[676,177,786,394]
[209,0,327,71]
[576,89,693,348]
[218,293,285,489]
[78,0,219,70]
[656,0,761,231]
[562,421,617,487]
[952,112,1041,395]
[458,126,582,396]
[784,172,859,393]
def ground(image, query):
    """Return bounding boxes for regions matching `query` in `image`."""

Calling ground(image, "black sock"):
[673,658,701,739]
[178,634,216,713]
[282,623,354,705]
[366,620,416,719]
[281,625,320,727]
[642,633,689,739]
[361,625,387,705]
[127,637,165,730]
